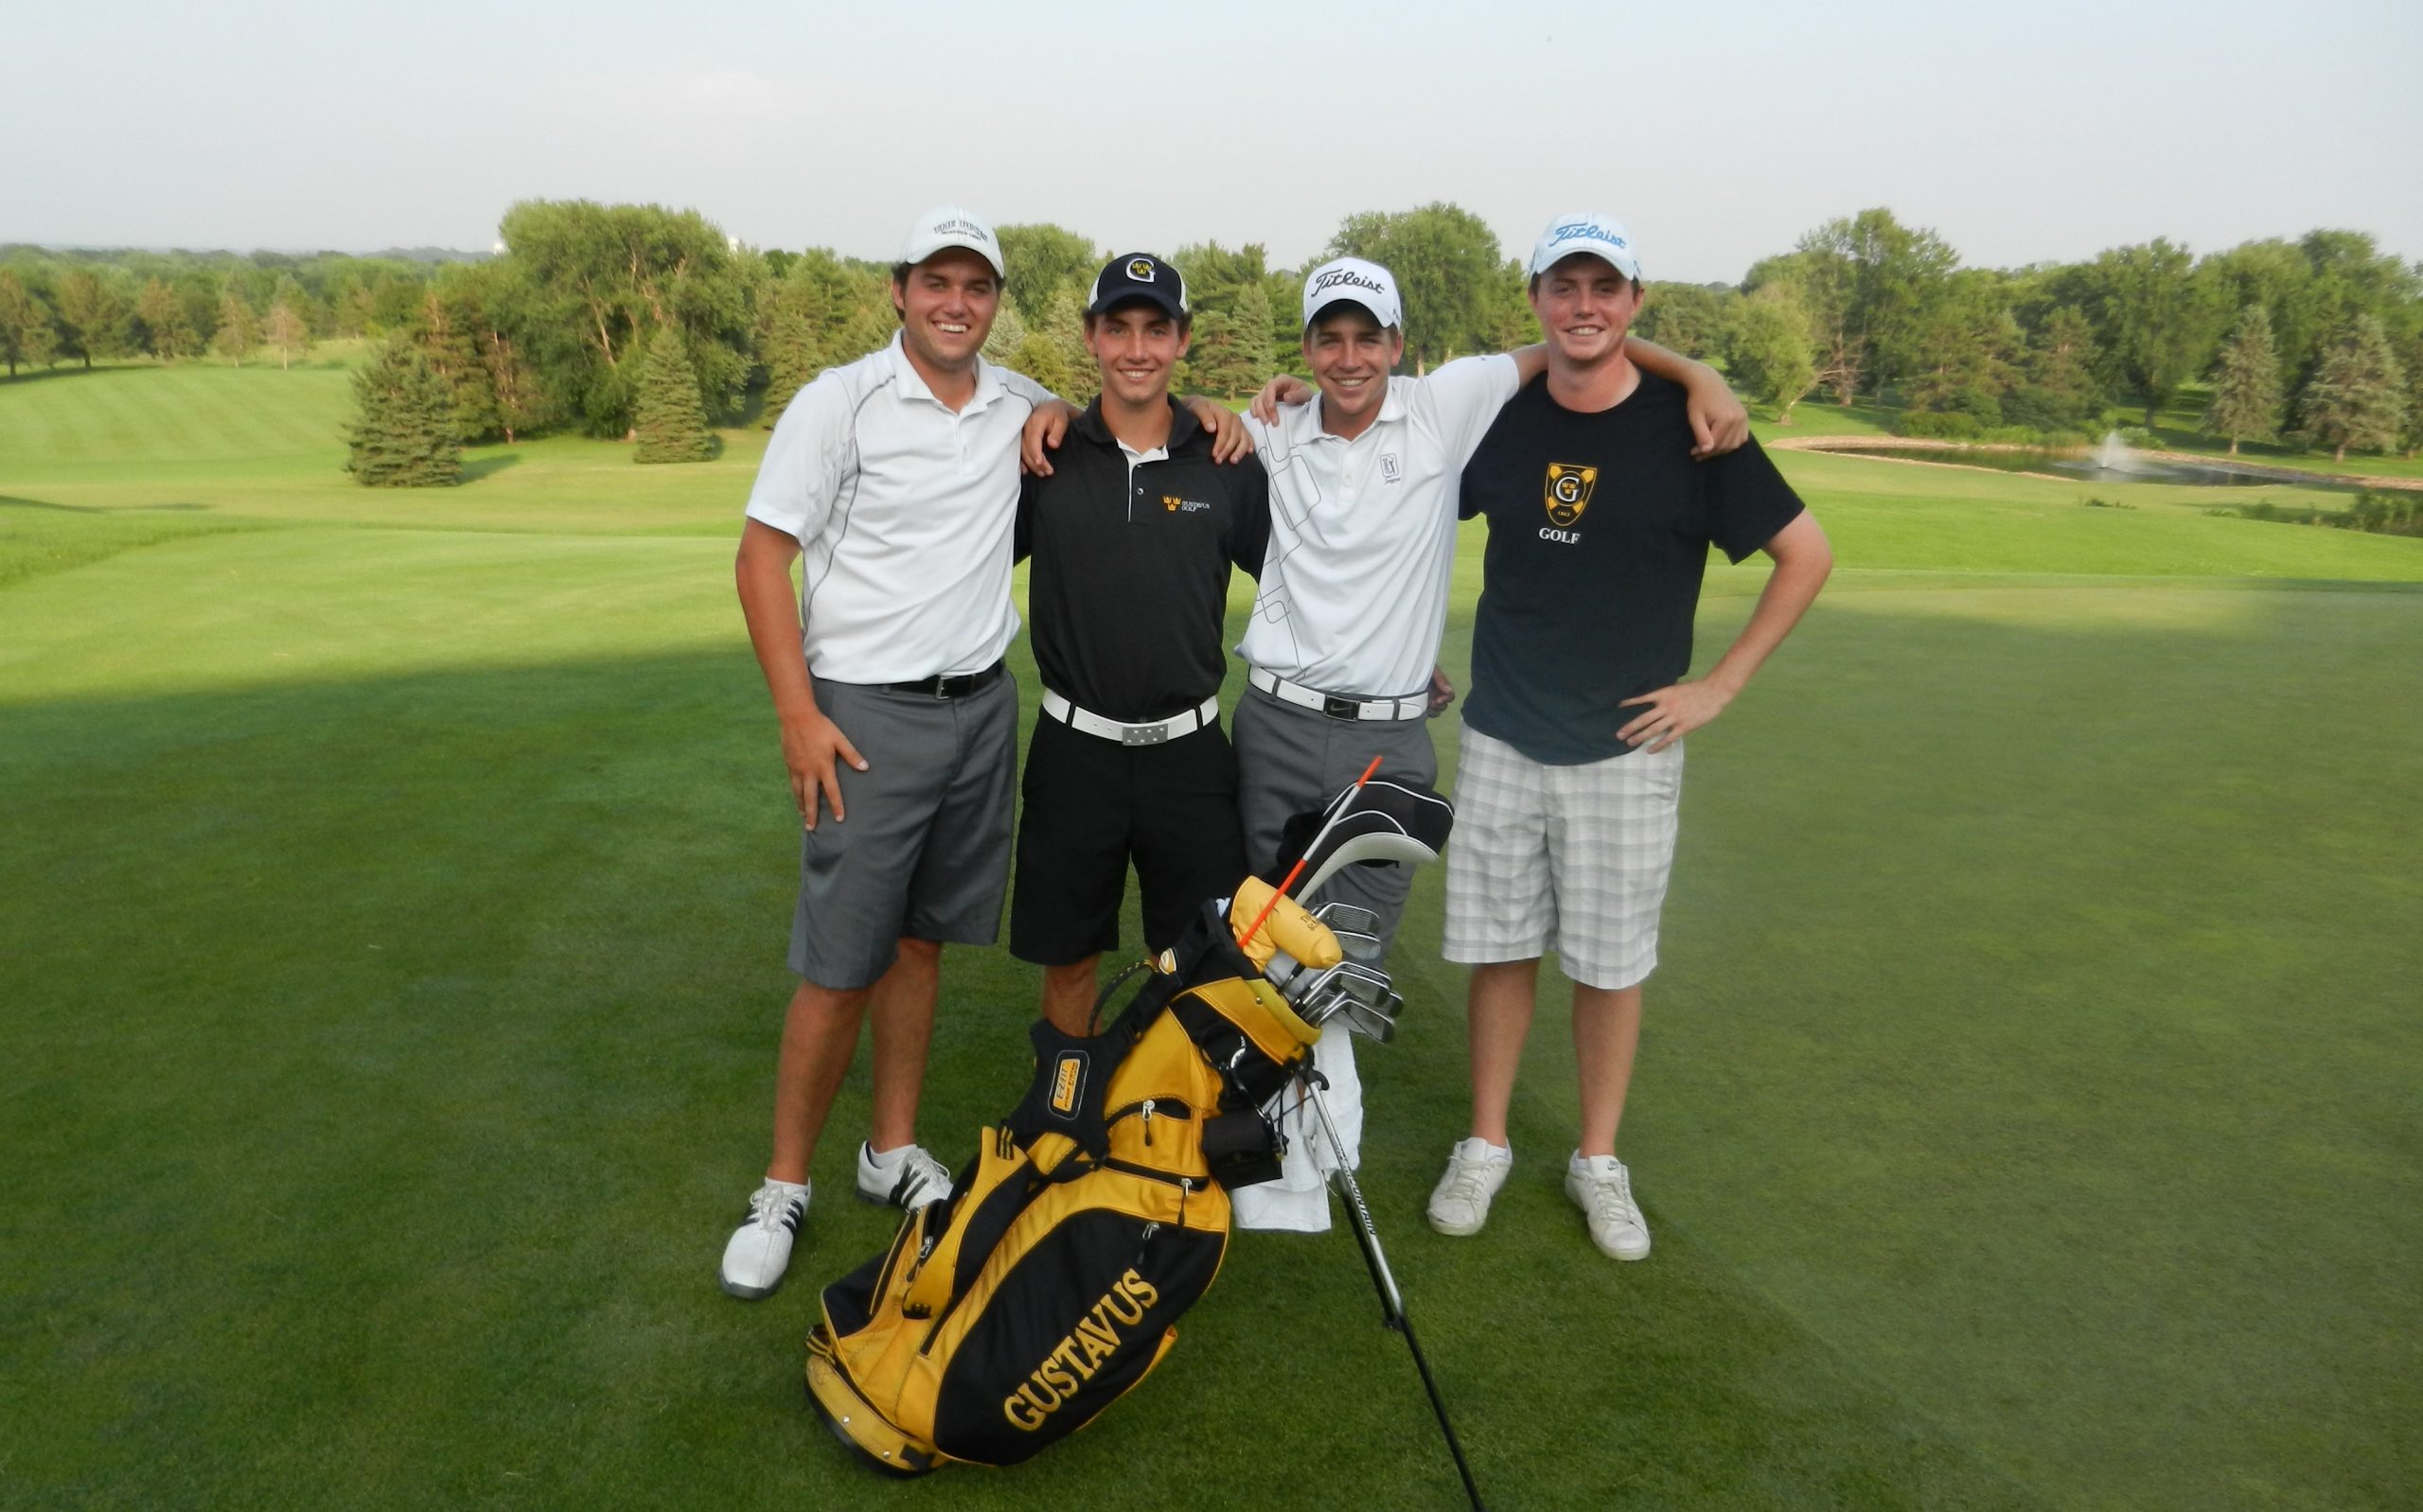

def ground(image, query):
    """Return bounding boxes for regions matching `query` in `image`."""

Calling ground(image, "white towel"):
[1229,1031,1360,1232]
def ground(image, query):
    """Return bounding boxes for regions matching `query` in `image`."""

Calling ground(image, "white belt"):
[1248,667,1427,722]
[1042,691,1220,747]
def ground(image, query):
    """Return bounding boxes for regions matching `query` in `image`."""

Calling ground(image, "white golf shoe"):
[1565,1153,1651,1261]
[857,1141,953,1210]
[718,1178,809,1299]
[1425,1137,1513,1237]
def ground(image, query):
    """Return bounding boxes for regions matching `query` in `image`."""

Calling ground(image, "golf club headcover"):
[1227,876,1343,974]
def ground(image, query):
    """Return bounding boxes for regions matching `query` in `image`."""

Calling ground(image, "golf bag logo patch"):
[1543,463,1598,528]
[1048,1051,1088,1118]
[1002,1270,1163,1431]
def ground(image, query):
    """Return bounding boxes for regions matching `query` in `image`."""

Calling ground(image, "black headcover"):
[1261,779,1455,900]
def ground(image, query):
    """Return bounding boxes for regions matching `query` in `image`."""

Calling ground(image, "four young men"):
[722,202,1822,1295]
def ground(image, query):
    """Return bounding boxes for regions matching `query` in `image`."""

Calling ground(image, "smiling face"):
[1529,254,1643,370]
[1301,305,1404,439]
[890,247,999,377]
[1085,303,1190,409]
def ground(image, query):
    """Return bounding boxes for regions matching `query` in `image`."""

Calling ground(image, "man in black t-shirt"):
[1425,213,1832,1264]
[1012,254,1271,1033]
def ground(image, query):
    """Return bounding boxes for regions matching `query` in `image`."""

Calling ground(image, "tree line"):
[7,201,2421,468]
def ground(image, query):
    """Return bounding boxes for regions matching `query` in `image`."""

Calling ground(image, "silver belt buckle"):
[1122,718,1172,746]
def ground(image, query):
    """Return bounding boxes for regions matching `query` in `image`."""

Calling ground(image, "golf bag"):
[804,884,1343,1475]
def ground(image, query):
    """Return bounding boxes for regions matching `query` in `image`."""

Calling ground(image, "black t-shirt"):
[1016,397,1271,721]
[1459,371,1805,765]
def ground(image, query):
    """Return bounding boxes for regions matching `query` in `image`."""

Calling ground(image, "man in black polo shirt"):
[1427,212,1832,1263]
[1013,253,1271,1032]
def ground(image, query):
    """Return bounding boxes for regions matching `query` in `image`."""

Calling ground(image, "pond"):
[1813,445,2368,494]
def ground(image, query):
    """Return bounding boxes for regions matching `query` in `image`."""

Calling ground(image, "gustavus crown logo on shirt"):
[1542,463,1598,539]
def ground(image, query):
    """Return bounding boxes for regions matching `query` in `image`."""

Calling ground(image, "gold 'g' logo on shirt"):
[1543,464,1598,528]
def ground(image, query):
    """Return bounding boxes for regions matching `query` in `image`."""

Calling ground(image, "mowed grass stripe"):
[0,362,354,471]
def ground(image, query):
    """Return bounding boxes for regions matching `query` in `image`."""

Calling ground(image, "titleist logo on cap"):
[1312,268,1387,295]
[1548,221,1627,249]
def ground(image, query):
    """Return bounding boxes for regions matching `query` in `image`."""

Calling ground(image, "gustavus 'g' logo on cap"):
[1544,463,1598,527]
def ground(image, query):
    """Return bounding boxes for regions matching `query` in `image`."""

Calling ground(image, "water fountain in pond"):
[2091,431,2138,473]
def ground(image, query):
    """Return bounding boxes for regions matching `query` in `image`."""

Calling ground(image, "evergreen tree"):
[2203,305,2282,455]
[1009,288,1089,398]
[2015,305,2100,425]
[2300,315,2405,462]
[2401,334,2423,459]
[632,329,715,463]
[345,337,462,485]
[759,288,822,424]
[214,286,260,365]
[978,300,1028,372]
[415,288,496,439]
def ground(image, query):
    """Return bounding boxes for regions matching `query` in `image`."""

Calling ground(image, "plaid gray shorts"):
[1442,725,1685,991]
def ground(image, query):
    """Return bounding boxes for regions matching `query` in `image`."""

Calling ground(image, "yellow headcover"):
[1226,877,1343,974]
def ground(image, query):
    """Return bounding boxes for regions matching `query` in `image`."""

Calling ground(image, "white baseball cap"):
[1529,212,1643,283]
[898,205,1006,278]
[1301,256,1403,330]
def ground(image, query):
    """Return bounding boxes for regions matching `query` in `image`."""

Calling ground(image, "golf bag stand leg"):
[1300,1071,1487,1512]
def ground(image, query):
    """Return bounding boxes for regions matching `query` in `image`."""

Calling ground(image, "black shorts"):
[1009,713,1248,966]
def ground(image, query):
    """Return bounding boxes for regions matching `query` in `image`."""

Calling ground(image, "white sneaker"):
[1426,1137,1512,1237]
[718,1179,809,1299]
[857,1141,953,1210]
[1565,1153,1651,1261]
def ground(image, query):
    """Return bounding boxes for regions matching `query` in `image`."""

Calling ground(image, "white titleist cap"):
[899,205,1006,278]
[1529,212,1642,283]
[1301,256,1403,330]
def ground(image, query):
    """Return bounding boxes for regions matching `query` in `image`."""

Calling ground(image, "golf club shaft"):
[1302,1079,1486,1512]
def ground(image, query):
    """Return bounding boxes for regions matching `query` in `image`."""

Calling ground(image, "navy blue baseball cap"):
[1088,253,1190,320]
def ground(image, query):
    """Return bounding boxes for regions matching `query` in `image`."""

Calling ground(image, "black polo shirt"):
[1459,371,1805,765]
[1016,397,1270,722]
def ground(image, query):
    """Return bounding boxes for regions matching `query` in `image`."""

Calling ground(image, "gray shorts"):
[789,672,1017,991]
[1442,725,1684,992]
[1233,680,1439,958]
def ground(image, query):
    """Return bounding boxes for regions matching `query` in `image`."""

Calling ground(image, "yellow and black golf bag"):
[805,880,1342,1475]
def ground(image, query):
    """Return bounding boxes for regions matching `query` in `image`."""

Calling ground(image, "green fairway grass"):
[4,363,2418,1510]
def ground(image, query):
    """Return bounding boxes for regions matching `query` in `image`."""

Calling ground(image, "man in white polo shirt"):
[1226,257,1747,1231]
[718,206,1040,1299]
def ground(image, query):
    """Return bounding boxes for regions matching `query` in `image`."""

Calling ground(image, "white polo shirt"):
[1236,353,1519,698]
[745,334,1054,683]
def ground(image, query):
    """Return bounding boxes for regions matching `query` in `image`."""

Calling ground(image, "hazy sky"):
[9,0,2418,282]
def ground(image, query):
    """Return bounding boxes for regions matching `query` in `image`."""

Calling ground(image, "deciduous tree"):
[214,285,260,364]
[1324,203,1502,373]
[995,223,1098,323]
[54,268,129,368]
[1724,285,1817,424]
[0,271,57,376]
[134,276,196,360]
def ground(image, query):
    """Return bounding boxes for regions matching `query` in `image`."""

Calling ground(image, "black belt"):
[884,661,1003,699]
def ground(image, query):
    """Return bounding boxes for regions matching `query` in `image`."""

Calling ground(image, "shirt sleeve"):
[1702,437,1808,563]
[1412,353,1522,471]
[1014,471,1040,565]
[743,372,855,542]
[1227,455,1273,579]
[994,364,1064,411]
